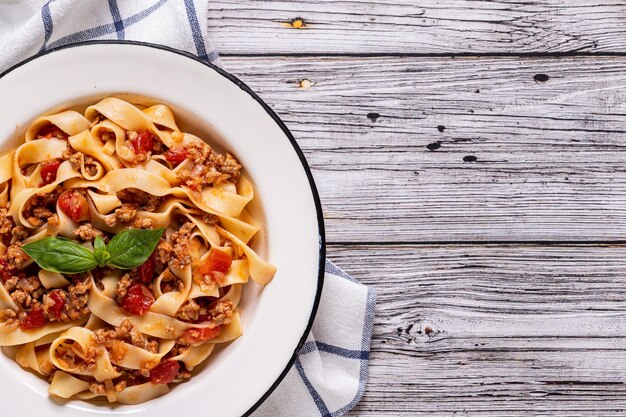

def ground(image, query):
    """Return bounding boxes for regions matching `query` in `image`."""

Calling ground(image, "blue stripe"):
[318,261,377,416]
[108,0,125,40]
[331,286,377,417]
[48,0,167,49]
[40,1,53,52]
[183,0,209,61]
[325,259,358,283]
[205,49,220,63]
[295,263,377,416]
[299,340,369,360]
[294,357,331,417]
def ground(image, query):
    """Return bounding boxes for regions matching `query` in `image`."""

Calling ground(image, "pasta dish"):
[0,97,277,404]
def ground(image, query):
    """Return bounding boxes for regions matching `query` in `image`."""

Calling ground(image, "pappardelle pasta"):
[0,97,277,404]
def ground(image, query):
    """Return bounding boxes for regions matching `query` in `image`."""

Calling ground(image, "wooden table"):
[208,2,626,415]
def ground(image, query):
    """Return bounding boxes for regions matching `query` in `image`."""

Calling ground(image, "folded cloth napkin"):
[0,2,377,416]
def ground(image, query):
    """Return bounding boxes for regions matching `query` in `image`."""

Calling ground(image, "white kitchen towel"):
[0,1,376,416]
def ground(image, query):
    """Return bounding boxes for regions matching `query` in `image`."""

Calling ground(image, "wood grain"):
[209,1,626,55]
[327,244,626,416]
[211,2,626,415]
[221,55,626,242]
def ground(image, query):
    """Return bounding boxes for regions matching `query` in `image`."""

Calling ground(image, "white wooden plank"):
[209,1,626,55]
[221,55,626,242]
[327,244,626,416]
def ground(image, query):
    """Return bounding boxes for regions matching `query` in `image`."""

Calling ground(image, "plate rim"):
[0,40,327,417]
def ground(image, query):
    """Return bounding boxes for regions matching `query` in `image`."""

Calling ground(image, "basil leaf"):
[106,228,164,269]
[22,236,97,274]
[93,235,110,267]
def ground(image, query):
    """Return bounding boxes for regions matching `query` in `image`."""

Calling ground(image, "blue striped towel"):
[0,1,376,416]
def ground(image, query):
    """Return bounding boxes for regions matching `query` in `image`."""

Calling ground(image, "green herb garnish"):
[22,228,164,274]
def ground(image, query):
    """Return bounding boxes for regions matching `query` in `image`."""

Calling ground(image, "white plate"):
[0,42,325,417]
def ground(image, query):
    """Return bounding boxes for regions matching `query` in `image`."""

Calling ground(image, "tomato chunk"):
[40,159,62,185]
[130,130,156,154]
[0,259,14,282]
[180,325,221,345]
[58,190,90,222]
[137,253,156,284]
[164,147,189,166]
[150,360,180,385]
[48,291,65,319]
[196,248,232,277]
[37,125,68,140]
[20,307,46,330]
[120,283,155,315]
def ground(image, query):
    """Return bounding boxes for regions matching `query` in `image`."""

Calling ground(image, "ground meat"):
[131,218,155,229]
[6,243,29,270]
[115,380,127,392]
[139,361,153,377]
[2,317,18,330]
[26,207,53,227]
[168,343,189,358]
[120,369,149,387]
[129,326,158,352]
[155,240,173,267]
[176,301,234,346]
[47,213,60,227]
[176,142,242,190]
[64,277,91,321]
[169,222,194,269]
[108,340,128,363]
[0,308,16,322]
[72,223,104,241]
[88,382,106,395]
[199,271,226,288]
[104,203,138,227]
[33,206,53,220]
[93,328,117,345]
[10,287,33,309]
[177,299,234,327]
[42,290,66,321]
[117,189,161,212]
[92,329,128,363]
[99,130,114,141]
[186,141,212,163]
[2,276,17,292]
[221,153,242,180]
[201,212,219,225]
[41,359,56,375]
[203,301,234,327]
[22,186,62,227]
[178,166,222,190]
[176,299,200,322]
[95,319,159,353]
[101,189,162,227]
[2,272,31,318]
[40,279,91,323]
[11,225,29,241]
[115,273,133,300]
[88,379,126,396]
[53,338,98,373]
[62,147,96,174]
[37,125,67,140]
[0,208,14,237]
[161,280,184,295]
